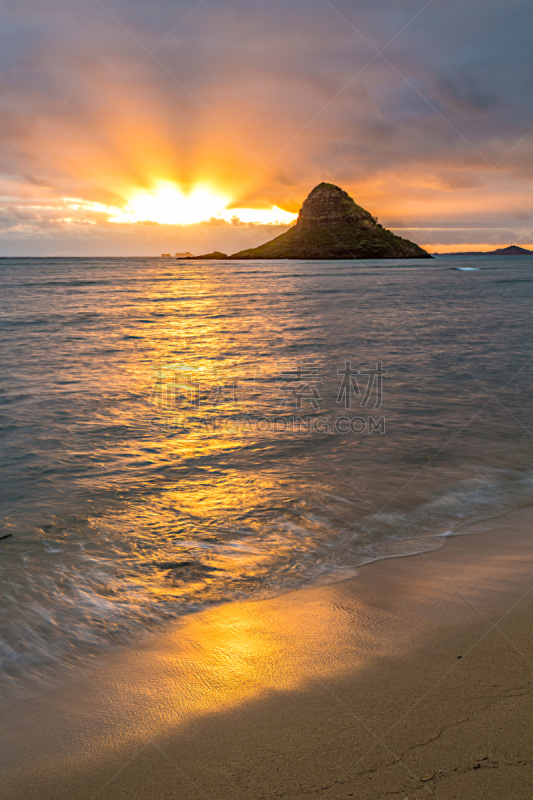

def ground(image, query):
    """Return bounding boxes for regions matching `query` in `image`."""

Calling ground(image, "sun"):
[107,182,231,225]
[80,181,298,226]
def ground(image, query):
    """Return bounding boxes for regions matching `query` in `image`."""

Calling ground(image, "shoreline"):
[3,508,533,798]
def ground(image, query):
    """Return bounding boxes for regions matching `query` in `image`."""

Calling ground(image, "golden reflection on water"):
[112,520,533,742]
[86,262,346,611]
[6,577,385,775]
[76,580,382,761]
[117,582,387,737]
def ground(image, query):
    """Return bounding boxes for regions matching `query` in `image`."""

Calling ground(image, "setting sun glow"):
[108,183,231,225]
[81,182,297,227]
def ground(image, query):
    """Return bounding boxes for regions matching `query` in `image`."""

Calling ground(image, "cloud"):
[0,0,532,253]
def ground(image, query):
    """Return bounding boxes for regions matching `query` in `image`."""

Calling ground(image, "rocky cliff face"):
[231,183,431,260]
[295,183,373,230]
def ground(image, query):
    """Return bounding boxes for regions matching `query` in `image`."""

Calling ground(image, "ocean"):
[1,254,532,700]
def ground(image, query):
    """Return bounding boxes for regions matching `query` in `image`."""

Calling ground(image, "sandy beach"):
[1,508,532,799]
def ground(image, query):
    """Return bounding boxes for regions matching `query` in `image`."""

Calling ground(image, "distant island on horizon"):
[433,245,533,256]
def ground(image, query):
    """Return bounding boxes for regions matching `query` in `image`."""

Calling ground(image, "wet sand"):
[2,509,533,799]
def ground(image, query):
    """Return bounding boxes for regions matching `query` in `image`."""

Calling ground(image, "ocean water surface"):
[1,254,532,699]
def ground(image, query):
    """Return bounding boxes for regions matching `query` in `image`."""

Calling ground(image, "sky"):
[1,0,532,256]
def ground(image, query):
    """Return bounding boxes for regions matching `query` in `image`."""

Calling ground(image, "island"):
[183,251,228,259]
[230,183,432,259]
[490,245,533,254]
[433,245,533,255]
